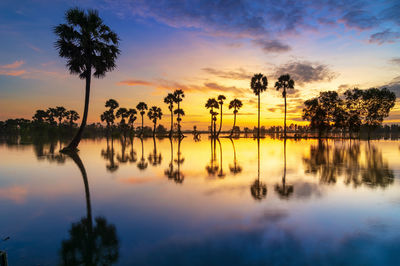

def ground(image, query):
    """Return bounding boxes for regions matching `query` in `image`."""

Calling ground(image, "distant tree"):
[217,95,226,137]
[136,102,148,137]
[46,107,57,125]
[54,8,120,152]
[116,107,129,137]
[205,98,219,137]
[126,108,137,134]
[100,110,115,136]
[66,110,80,128]
[251,73,268,138]
[228,98,243,137]
[33,109,49,124]
[105,99,119,111]
[173,90,185,138]
[52,106,67,126]
[164,93,176,137]
[275,74,295,138]
[147,106,163,137]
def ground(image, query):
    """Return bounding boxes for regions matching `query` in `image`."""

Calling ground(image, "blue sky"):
[0,0,399,128]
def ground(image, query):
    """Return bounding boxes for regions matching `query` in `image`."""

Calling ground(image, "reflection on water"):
[303,140,394,188]
[1,136,400,265]
[60,152,119,265]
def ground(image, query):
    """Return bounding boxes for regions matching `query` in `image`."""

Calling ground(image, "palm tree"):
[173,89,185,138]
[136,102,148,137]
[205,98,219,137]
[126,108,137,136]
[66,110,80,128]
[55,8,120,152]
[147,106,163,137]
[217,95,226,137]
[116,107,128,138]
[250,73,268,138]
[54,106,67,126]
[164,93,176,137]
[275,74,295,138]
[228,98,243,137]
[46,107,57,125]
[33,109,49,124]
[105,99,119,111]
[100,110,115,137]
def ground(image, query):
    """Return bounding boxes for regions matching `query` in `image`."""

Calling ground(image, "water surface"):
[1,136,400,265]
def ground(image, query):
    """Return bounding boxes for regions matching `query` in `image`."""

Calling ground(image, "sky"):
[0,0,400,130]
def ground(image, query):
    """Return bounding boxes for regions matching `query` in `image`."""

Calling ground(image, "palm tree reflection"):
[60,151,119,265]
[217,139,226,178]
[229,138,242,175]
[173,139,185,183]
[206,138,219,176]
[303,140,394,188]
[137,138,148,171]
[148,137,162,166]
[250,139,267,201]
[101,136,119,172]
[274,139,293,199]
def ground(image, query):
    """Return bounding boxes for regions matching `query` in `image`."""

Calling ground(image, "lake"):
[1,136,400,265]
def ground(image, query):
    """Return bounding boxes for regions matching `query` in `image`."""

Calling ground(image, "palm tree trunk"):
[177,101,181,137]
[153,120,156,138]
[284,91,287,139]
[258,94,260,138]
[218,105,223,137]
[210,113,213,137]
[141,114,144,137]
[170,109,173,138]
[230,110,237,137]
[62,68,91,152]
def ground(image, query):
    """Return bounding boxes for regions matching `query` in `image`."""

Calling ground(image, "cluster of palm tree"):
[33,106,80,127]
[163,89,185,138]
[250,73,295,138]
[100,99,137,138]
[205,96,243,138]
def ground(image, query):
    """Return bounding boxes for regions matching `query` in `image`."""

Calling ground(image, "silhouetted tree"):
[217,95,226,137]
[164,93,176,137]
[66,110,79,128]
[228,98,243,137]
[53,106,67,126]
[173,90,185,138]
[46,107,57,125]
[136,102,148,137]
[137,138,148,170]
[126,108,137,135]
[148,137,162,166]
[106,99,119,111]
[55,8,120,151]
[173,139,185,183]
[116,107,129,138]
[217,139,225,178]
[147,106,163,137]
[251,73,268,138]
[275,74,295,138]
[33,109,49,124]
[274,139,293,199]
[205,98,219,137]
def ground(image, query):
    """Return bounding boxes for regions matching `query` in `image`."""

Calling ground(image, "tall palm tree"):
[275,74,295,138]
[100,110,115,137]
[55,8,120,152]
[251,73,268,138]
[205,98,219,137]
[116,107,128,138]
[217,95,226,137]
[147,106,163,137]
[164,93,176,138]
[66,110,80,128]
[173,90,185,138]
[126,108,137,135]
[136,102,148,137]
[228,98,243,137]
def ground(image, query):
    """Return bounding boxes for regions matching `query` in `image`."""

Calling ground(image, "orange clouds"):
[0,60,26,76]
[118,79,154,86]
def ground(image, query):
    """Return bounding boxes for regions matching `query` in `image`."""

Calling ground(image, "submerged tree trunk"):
[62,68,91,152]
[230,110,237,137]
[284,91,287,139]
[141,114,144,137]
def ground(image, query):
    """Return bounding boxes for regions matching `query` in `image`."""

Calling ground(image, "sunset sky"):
[1,0,400,130]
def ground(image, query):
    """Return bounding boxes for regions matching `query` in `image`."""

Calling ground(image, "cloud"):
[118,79,154,86]
[369,30,400,44]
[252,39,291,53]
[379,76,400,97]
[0,60,24,69]
[202,67,252,80]
[204,82,246,95]
[341,10,378,30]
[0,60,26,76]
[274,61,337,86]
[390,58,400,65]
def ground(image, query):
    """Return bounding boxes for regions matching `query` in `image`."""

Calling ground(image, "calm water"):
[1,136,400,265]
